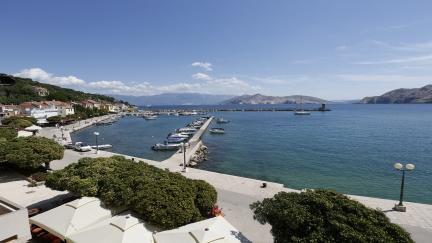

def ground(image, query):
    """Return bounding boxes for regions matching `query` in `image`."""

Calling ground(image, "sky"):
[2,0,432,100]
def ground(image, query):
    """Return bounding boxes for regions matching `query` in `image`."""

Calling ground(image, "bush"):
[0,127,17,141]
[46,156,217,229]
[1,117,34,129]
[47,115,63,124]
[250,189,414,243]
[1,137,64,169]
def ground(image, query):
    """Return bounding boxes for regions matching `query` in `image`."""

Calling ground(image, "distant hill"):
[360,85,432,104]
[112,93,234,106]
[0,73,118,104]
[221,94,328,105]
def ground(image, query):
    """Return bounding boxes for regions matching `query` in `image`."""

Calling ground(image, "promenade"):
[24,115,432,242]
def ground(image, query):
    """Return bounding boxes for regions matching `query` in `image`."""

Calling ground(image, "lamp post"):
[60,126,64,139]
[393,162,415,212]
[94,132,100,154]
[181,142,187,172]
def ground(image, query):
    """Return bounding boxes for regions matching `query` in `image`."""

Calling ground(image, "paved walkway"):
[19,116,432,242]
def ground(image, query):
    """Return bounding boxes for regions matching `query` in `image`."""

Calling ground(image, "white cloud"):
[191,62,213,71]
[14,68,85,86]
[335,45,348,51]
[192,72,212,80]
[13,67,259,96]
[354,54,432,65]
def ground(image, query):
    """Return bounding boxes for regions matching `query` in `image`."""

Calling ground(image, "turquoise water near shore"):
[72,104,432,204]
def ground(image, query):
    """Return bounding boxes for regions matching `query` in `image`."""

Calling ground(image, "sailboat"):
[294,96,311,115]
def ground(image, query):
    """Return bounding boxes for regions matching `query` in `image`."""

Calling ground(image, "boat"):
[143,115,158,120]
[294,110,311,115]
[177,127,197,134]
[151,142,183,151]
[91,144,113,150]
[216,118,230,124]
[166,137,188,143]
[294,96,311,115]
[209,128,225,134]
[167,133,190,139]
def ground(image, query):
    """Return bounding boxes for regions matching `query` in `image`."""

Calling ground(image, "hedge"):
[46,156,217,229]
[250,189,414,243]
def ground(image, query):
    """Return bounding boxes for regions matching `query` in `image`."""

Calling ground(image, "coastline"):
[41,115,432,242]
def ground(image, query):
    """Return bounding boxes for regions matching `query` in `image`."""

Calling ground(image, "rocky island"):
[360,85,432,104]
[221,93,327,105]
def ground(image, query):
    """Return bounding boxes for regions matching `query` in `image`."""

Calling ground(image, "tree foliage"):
[0,127,17,141]
[0,137,64,169]
[46,156,218,229]
[250,189,414,243]
[1,116,36,128]
[0,74,116,104]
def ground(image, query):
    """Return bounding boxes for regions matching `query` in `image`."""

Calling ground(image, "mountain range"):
[360,85,432,104]
[112,93,233,106]
[221,94,328,105]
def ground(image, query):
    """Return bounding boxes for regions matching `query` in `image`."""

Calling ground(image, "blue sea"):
[72,104,432,204]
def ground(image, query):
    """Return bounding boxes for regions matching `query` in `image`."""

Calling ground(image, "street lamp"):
[94,132,100,154]
[181,142,187,172]
[60,126,64,139]
[393,162,415,212]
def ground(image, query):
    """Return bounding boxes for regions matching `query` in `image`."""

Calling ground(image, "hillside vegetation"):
[0,73,116,104]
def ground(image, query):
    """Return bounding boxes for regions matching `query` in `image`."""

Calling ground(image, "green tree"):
[2,137,64,169]
[46,156,217,229]
[0,127,17,141]
[250,189,413,243]
[47,115,63,124]
[2,116,36,128]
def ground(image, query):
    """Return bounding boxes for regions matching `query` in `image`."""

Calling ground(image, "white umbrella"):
[17,130,33,137]
[153,216,244,243]
[29,197,113,240]
[24,125,42,131]
[66,213,154,243]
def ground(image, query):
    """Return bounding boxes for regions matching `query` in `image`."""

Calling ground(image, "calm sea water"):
[72,104,432,204]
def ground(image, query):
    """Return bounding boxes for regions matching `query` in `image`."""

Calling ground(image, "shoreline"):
[42,114,432,242]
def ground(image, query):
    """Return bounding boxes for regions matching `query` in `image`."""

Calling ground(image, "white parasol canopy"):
[29,197,113,240]
[153,216,244,243]
[66,213,154,243]
[17,130,33,137]
[24,125,42,131]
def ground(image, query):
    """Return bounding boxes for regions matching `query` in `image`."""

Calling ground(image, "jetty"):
[32,114,432,243]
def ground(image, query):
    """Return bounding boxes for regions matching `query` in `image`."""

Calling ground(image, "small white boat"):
[209,128,225,134]
[294,111,311,115]
[294,96,311,115]
[167,133,190,139]
[152,142,182,151]
[216,118,230,124]
[91,144,113,150]
[177,127,197,133]
[144,115,158,120]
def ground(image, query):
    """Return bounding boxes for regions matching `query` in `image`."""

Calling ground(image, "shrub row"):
[46,156,217,229]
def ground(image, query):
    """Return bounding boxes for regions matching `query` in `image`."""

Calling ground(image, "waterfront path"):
[33,116,432,242]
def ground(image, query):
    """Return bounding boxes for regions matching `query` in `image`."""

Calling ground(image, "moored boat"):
[144,115,158,120]
[209,128,225,134]
[216,118,230,124]
[91,144,113,150]
[151,142,182,151]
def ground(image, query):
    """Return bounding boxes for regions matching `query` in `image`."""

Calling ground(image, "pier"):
[34,114,432,243]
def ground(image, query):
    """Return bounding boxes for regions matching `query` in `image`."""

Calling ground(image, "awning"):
[29,197,113,240]
[153,216,244,243]
[66,213,154,243]
[24,125,43,131]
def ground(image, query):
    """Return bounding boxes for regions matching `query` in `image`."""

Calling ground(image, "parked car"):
[64,143,75,149]
[74,142,92,152]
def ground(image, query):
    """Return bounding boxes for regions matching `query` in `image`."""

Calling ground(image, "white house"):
[19,101,75,123]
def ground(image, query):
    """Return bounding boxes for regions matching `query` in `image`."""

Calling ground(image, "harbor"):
[5,110,431,242]
[21,105,432,242]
